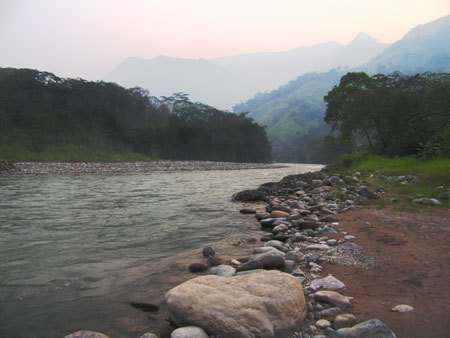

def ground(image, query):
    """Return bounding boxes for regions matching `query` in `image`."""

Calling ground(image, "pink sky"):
[0,0,449,79]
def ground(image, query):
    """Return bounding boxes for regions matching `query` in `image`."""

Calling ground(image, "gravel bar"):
[4,161,288,174]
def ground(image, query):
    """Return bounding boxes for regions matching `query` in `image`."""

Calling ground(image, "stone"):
[306,244,330,251]
[357,186,377,199]
[286,251,304,263]
[336,319,396,338]
[294,220,321,230]
[318,307,342,321]
[312,179,323,188]
[314,291,353,308]
[207,256,224,267]
[425,198,442,206]
[327,239,338,246]
[232,189,265,202]
[310,275,346,290]
[64,331,108,338]
[189,263,208,273]
[239,208,257,214]
[264,240,289,252]
[170,326,209,338]
[340,242,361,252]
[296,180,310,189]
[255,212,271,220]
[273,224,289,234]
[253,246,286,257]
[290,233,308,242]
[281,259,296,273]
[318,226,338,236]
[343,235,356,241]
[140,333,158,338]
[333,314,356,330]
[202,246,215,258]
[235,260,264,272]
[209,265,236,277]
[391,304,414,312]
[248,252,285,269]
[316,319,332,329]
[165,270,307,338]
[271,210,290,218]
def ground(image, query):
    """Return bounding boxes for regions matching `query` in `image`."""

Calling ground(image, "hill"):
[0,68,271,163]
[235,15,450,163]
[104,34,387,110]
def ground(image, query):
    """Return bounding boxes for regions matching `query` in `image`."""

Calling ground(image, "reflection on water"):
[0,164,321,337]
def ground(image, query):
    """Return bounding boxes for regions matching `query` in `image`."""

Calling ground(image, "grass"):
[331,155,450,210]
[0,143,155,162]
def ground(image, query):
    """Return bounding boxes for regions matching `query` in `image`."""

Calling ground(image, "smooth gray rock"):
[336,319,396,337]
[318,307,342,321]
[235,260,264,272]
[140,333,158,338]
[310,275,346,290]
[306,244,330,251]
[209,265,236,277]
[171,326,209,338]
[253,246,286,257]
[248,252,285,269]
[264,240,289,252]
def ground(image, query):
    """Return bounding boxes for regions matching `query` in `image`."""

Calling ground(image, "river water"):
[0,164,321,338]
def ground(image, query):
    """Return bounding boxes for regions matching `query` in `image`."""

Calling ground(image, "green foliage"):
[324,71,450,158]
[0,68,272,163]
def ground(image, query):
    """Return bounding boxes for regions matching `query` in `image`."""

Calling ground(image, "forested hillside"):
[233,15,450,163]
[0,68,271,162]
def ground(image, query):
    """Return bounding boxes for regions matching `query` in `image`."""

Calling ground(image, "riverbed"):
[0,163,322,338]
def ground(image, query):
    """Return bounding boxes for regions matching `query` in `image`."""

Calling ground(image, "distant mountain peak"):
[347,32,382,46]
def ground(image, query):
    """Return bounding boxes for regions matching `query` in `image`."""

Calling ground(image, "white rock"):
[391,304,414,312]
[171,326,209,338]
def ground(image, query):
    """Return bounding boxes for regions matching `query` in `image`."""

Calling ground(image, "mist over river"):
[0,163,322,337]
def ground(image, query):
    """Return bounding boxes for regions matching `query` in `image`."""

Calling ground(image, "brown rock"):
[271,210,289,218]
[314,290,353,308]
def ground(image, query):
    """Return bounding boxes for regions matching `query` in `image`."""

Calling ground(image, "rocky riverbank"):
[0,160,286,174]
[64,167,449,338]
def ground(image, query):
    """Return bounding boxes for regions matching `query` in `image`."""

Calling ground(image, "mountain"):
[362,15,450,74]
[104,34,387,109]
[235,15,450,163]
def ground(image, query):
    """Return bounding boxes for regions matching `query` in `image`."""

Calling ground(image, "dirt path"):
[323,207,450,338]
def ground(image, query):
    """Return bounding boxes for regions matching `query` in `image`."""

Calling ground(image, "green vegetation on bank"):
[329,154,450,210]
[0,68,271,163]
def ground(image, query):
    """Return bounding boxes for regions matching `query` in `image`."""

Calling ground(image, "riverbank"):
[133,167,449,338]
[0,160,286,174]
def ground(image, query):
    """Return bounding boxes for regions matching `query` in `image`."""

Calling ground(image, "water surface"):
[0,164,321,337]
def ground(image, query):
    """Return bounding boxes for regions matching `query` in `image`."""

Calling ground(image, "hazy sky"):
[1,0,449,80]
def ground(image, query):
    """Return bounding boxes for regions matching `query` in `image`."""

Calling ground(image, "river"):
[0,163,322,338]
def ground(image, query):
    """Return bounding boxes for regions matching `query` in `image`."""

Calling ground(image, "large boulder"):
[165,270,307,337]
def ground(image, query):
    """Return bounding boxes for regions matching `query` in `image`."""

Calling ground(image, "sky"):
[0,0,449,80]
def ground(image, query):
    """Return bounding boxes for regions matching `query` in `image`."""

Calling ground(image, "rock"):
[340,242,361,252]
[202,246,215,258]
[306,244,330,251]
[272,224,289,234]
[255,212,271,220]
[264,240,289,252]
[309,262,323,272]
[318,226,338,236]
[64,331,109,338]
[248,252,285,269]
[209,265,236,277]
[230,259,241,267]
[320,216,338,223]
[336,319,396,338]
[235,260,264,272]
[140,333,158,338]
[327,239,338,246]
[189,263,208,273]
[294,220,321,230]
[290,233,308,242]
[232,189,265,202]
[318,307,342,321]
[333,314,356,330]
[271,210,290,218]
[312,179,323,188]
[253,246,286,257]
[314,291,353,308]
[424,198,442,206]
[130,301,159,312]
[207,256,224,267]
[296,180,310,189]
[260,218,283,227]
[165,270,307,338]
[316,319,332,329]
[357,186,377,199]
[285,251,304,263]
[391,304,414,312]
[281,259,296,273]
[343,235,356,240]
[171,326,209,338]
[292,267,307,277]
[310,275,346,290]
[239,208,257,214]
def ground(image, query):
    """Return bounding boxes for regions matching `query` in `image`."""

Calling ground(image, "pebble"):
[333,313,356,329]
[306,244,330,251]
[315,319,331,329]
[170,326,209,338]
[391,304,414,312]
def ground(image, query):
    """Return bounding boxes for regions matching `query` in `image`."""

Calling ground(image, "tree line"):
[0,68,271,162]
[324,71,450,158]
